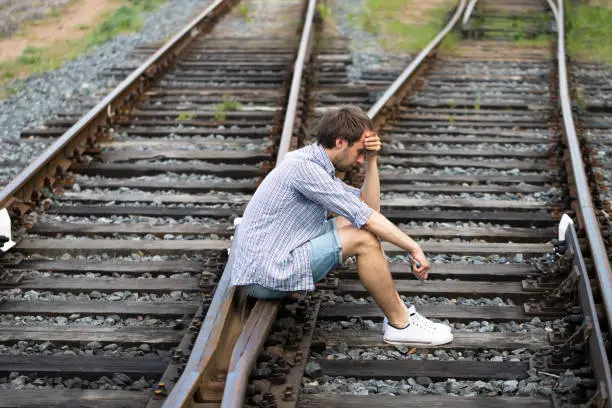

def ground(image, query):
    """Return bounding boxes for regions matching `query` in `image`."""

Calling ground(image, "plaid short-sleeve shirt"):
[230,142,373,291]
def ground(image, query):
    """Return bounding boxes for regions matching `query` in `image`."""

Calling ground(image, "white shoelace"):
[409,318,436,335]
[411,311,438,330]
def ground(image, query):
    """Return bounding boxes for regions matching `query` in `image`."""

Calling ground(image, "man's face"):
[335,136,366,170]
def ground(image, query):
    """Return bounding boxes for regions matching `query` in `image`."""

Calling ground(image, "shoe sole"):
[383,336,453,347]
[382,322,452,334]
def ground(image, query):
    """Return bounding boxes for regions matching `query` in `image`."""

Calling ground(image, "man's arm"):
[363,211,430,278]
[360,131,381,211]
[294,160,373,229]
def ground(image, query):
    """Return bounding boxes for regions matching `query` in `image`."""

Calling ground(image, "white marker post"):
[0,209,16,252]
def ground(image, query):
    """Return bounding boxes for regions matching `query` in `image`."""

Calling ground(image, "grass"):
[470,14,552,45]
[349,0,460,53]
[176,111,195,121]
[214,96,242,121]
[237,4,253,23]
[474,94,481,111]
[0,0,166,99]
[89,0,167,46]
[575,86,586,111]
[18,46,43,65]
[566,1,612,65]
[472,14,549,32]
[316,4,332,22]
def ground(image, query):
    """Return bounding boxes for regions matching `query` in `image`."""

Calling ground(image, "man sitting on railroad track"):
[231,106,453,346]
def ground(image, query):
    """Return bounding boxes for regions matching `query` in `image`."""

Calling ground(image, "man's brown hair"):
[315,106,373,149]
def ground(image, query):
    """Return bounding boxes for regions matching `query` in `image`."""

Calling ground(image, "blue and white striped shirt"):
[231,142,374,291]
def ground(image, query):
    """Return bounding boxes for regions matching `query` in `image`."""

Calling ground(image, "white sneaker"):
[382,305,451,333]
[383,317,453,346]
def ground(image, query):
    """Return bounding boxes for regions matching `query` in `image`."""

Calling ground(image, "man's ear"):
[335,138,346,149]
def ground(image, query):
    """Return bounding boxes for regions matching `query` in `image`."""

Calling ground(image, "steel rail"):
[367,0,467,122]
[160,1,318,406]
[552,0,612,335]
[546,0,559,23]
[0,0,237,212]
[462,0,478,28]
[276,0,318,163]
[161,0,468,406]
[565,226,612,408]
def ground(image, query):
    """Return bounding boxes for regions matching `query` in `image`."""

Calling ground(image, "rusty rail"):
[561,224,612,408]
[160,1,468,407]
[160,0,319,406]
[0,0,237,216]
[551,0,612,405]
[552,0,612,334]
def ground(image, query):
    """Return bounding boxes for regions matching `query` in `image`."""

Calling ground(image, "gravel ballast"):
[0,0,215,188]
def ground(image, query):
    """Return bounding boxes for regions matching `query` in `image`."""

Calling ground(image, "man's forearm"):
[363,211,421,253]
[361,157,380,212]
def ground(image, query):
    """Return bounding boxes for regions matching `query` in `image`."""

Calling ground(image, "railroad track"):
[0,0,323,406]
[1,0,611,407]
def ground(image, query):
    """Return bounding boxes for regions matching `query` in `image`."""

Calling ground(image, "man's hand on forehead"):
[363,130,381,157]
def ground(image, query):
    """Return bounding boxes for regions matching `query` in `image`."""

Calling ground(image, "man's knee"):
[339,225,381,258]
[354,229,381,254]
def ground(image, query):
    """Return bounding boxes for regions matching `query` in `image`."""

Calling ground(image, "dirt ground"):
[589,0,612,7]
[399,0,456,25]
[0,0,119,61]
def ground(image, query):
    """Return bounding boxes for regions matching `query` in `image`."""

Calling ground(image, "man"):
[231,106,452,346]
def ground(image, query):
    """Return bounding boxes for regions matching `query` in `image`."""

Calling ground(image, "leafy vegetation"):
[472,14,548,33]
[566,1,612,65]
[469,14,552,46]
[47,7,62,18]
[316,4,332,21]
[214,97,242,121]
[176,111,195,121]
[0,0,167,99]
[575,87,586,111]
[349,0,459,53]
[238,4,252,23]
[89,0,165,46]
[18,46,43,65]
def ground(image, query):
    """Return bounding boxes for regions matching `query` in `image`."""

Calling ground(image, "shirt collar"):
[312,142,335,177]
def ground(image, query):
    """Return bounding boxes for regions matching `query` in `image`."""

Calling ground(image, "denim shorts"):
[243,218,343,300]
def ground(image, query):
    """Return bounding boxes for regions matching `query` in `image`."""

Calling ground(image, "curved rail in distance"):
[367,0,467,122]
[0,0,237,212]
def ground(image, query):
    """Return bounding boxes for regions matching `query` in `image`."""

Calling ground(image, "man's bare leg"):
[335,218,409,327]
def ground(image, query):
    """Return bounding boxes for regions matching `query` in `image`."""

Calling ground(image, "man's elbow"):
[362,211,378,230]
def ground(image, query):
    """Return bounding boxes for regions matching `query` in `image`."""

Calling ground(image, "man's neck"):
[323,146,339,169]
